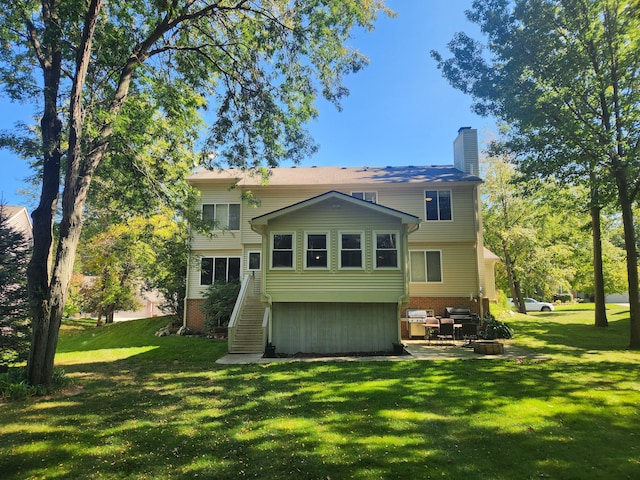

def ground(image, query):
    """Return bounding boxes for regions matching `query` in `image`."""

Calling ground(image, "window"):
[425,190,452,221]
[410,251,442,282]
[305,233,328,268]
[339,232,363,268]
[352,191,377,203]
[272,233,294,268]
[248,251,261,271]
[375,232,398,268]
[200,257,240,285]
[202,203,241,230]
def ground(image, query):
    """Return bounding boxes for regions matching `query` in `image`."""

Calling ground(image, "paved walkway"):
[215,340,546,365]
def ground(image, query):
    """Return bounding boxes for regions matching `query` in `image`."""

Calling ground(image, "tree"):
[0,205,31,369]
[0,1,391,386]
[81,223,148,325]
[481,148,592,309]
[432,0,640,347]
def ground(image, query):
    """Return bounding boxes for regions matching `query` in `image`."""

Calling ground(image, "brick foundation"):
[186,299,206,332]
[402,297,490,318]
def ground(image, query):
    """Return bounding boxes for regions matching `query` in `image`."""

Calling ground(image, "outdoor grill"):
[406,310,431,338]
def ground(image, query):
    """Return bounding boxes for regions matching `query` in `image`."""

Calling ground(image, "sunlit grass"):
[1,308,639,479]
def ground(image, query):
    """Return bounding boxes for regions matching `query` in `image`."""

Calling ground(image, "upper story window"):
[201,257,241,285]
[202,203,241,230]
[272,233,294,269]
[410,250,442,283]
[339,232,363,269]
[425,190,452,221]
[305,233,328,269]
[375,232,398,268]
[351,191,377,203]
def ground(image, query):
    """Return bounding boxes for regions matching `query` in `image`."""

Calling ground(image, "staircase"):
[229,295,266,353]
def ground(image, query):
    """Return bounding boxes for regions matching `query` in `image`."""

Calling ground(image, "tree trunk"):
[26,7,64,387]
[590,185,608,327]
[614,174,640,349]
[26,0,105,387]
[502,241,527,314]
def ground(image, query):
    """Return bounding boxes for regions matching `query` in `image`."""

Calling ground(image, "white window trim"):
[201,203,241,231]
[409,249,444,283]
[271,232,296,270]
[304,232,330,270]
[373,230,400,270]
[351,191,378,203]
[247,251,261,271]
[338,231,364,270]
[424,189,453,222]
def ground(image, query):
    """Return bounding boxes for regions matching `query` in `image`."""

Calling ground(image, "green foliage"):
[0,367,69,401]
[201,281,241,332]
[479,313,514,340]
[434,0,640,345]
[0,205,31,368]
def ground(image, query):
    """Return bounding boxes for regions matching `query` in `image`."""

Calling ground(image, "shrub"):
[553,293,573,303]
[0,367,70,401]
[479,313,514,340]
[201,281,241,334]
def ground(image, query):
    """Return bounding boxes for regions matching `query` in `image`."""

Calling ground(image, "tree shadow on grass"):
[2,351,639,479]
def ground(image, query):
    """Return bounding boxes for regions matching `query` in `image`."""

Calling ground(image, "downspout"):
[183,228,192,328]
[473,184,484,319]
[397,222,421,342]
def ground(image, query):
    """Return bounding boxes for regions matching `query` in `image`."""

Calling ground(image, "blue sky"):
[0,0,493,209]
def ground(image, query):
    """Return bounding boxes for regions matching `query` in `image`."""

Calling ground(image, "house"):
[184,127,498,355]
[1,205,33,243]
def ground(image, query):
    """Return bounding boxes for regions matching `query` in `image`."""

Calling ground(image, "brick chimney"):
[453,127,479,176]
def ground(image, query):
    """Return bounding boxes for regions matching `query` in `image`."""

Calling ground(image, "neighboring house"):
[2,205,33,243]
[184,127,497,355]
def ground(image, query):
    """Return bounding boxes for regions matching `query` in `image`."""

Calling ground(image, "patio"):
[215,339,546,364]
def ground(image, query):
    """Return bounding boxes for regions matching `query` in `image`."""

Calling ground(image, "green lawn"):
[1,306,639,479]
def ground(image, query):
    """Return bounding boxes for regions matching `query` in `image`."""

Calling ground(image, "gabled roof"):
[188,165,482,186]
[250,190,421,227]
[1,205,32,240]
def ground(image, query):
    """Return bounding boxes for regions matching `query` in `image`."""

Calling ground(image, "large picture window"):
[272,233,294,268]
[305,233,328,269]
[339,232,363,268]
[425,190,452,221]
[202,203,241,230]
[200,257,241,285]
[410,250,442,282]
[375,232,398,268]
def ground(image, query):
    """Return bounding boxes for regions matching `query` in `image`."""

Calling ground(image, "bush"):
[553,293,573,303]
[201,281,241,334]
[0,367,70,401]
[479,313,514,340]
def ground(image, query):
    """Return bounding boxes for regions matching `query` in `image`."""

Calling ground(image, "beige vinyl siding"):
[188,249,242,298]
[408,243,478,297]
[244,184,477,240]
[263,199,406,303]
[193,183,478,248]
[272,302,397,354]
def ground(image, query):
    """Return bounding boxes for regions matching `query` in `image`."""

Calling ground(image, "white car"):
[509,298,554,312]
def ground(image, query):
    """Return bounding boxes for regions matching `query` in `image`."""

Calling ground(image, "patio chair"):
[425,317,440,342]
[436,318,455,344]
